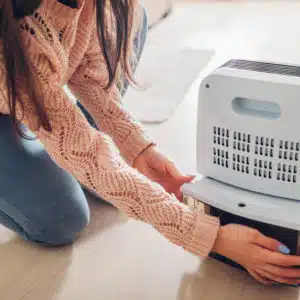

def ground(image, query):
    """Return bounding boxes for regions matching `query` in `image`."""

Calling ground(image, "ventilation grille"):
[213,148,229,168]
[222,59,300,77]
[277,163,297,183]
[254,159,272,179]
[233,131,250,152]
[278,140,299,161]
[232,153,249,174]
[213,126,229,147]
[255,136,274,157]
[212,126,299,183]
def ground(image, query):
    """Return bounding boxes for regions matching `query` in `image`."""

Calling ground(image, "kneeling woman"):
[0,0,299,286]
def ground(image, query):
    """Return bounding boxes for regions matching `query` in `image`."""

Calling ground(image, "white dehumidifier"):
[182,59,300,272]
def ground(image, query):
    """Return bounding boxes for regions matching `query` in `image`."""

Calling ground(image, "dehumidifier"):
[182,59,300,273]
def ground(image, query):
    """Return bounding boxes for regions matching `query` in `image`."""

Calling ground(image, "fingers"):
[256,268,300,286]
[248,269,273,285]
[166,161,182,178]
[184,175,196,181]
[253,233,284,252]
[268,252,300,267]
[175,177,195,188]
[166,162,195,181]
[262,264,300,279]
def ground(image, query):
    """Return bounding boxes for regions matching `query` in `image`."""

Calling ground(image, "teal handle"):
[232,97,281,120]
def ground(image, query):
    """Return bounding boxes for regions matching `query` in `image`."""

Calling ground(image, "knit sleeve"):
[0,48,220,261]
[68,26,153,166]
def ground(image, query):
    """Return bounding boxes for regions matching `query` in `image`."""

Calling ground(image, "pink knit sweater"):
[0,0,220,258]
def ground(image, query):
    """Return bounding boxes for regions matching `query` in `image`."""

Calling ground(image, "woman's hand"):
[133,145,194,201]
[212,224,300,286]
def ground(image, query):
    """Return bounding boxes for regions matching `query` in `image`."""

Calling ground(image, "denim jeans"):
[0,9,148,246]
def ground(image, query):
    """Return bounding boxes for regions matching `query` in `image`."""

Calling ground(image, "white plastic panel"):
[197,66,300,201]
[182,178,300,230]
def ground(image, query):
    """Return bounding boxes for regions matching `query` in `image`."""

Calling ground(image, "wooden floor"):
[2,1,300,299]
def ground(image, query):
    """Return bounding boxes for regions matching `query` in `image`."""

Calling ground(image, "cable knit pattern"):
[0,0,220,258]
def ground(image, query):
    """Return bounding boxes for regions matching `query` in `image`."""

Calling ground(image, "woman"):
[1,0,300,286]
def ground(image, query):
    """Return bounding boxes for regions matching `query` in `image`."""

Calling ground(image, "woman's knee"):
[0,121,90,245]
[26,192,90,246]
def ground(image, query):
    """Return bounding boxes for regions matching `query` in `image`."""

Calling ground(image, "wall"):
[142,0,173,27]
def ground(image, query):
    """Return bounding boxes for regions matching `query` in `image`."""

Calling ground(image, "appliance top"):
[221,59,300,78]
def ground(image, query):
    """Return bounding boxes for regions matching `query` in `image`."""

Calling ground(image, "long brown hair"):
[0,0,136,136]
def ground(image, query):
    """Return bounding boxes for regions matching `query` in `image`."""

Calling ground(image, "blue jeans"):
[0,10,148,246]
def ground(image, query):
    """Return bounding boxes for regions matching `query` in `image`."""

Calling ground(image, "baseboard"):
[143,0,174,28]
[148,7,173,30]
